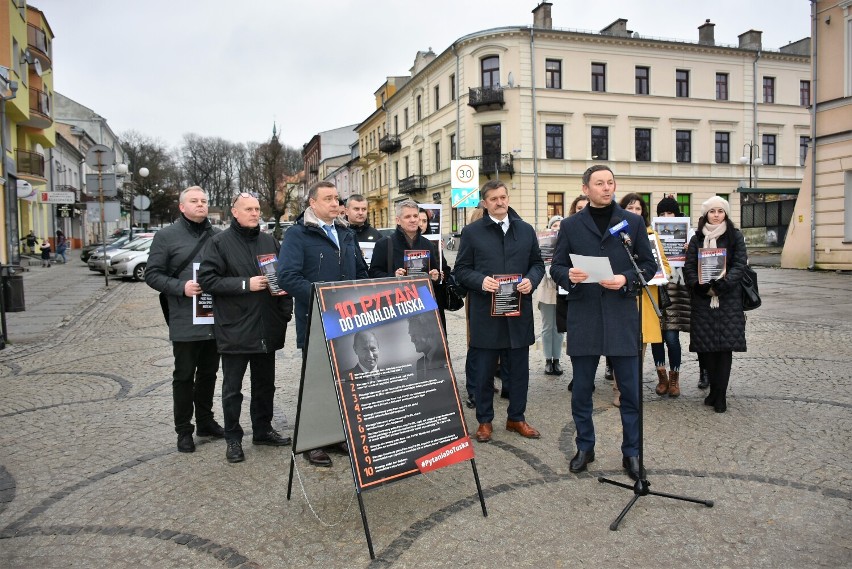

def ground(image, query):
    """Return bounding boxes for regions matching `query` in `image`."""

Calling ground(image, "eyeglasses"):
[231,192,258,206]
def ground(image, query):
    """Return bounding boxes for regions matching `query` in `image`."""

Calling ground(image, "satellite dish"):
[507,72,515,88]
[33,59,42,77]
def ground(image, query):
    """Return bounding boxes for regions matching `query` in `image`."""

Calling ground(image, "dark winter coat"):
[683,227,748,353]
[197,219,293,354]
[277,207,369,348]
[550,204,657,357]
[351,221,382,244]
[660,267,691,333]
[145,215,219,342]
[454,207,545,350]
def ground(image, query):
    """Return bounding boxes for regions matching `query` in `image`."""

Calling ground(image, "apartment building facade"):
[373,3,811,241]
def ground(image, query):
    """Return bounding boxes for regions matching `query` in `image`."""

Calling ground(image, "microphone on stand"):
[619,232,632,247]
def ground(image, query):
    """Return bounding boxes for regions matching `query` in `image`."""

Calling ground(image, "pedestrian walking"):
[40,239,51,267]
[54,230,68,264]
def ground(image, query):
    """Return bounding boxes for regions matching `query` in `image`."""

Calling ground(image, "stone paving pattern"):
[1,255,850,568]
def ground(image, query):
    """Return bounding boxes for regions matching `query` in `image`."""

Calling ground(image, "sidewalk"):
[0,265,850,568]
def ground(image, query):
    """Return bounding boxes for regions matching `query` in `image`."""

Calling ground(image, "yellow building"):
[783,0,852,270]
[372,3,810,240]
[0,1,55,263]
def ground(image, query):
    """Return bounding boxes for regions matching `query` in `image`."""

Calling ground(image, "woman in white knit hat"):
[683,196,748,413]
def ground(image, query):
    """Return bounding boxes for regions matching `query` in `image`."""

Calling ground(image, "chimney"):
[738,29,763,51]
[532,2,553,30]
[600,19,632,38]
[698,19,715,45]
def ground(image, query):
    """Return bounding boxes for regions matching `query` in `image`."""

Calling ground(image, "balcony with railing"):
[468,86,504,110]
[27,23,52,70]
[378,134,401,153]
[24,87,52,129]
[16,149,46,179]
[399,175,427,194]
[463,153,515,177]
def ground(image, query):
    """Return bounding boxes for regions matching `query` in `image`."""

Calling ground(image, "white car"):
[109,247,150,281]
[87,235,154,274]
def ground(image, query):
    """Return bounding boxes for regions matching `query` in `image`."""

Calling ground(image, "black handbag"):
[443,274,465,312]
[658,284,673,310]
[741,265,761,311]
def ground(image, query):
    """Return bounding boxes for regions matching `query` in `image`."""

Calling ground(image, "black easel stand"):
[598,235,713,530]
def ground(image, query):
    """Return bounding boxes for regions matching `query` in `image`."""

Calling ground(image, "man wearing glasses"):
[198,192,294,464]
[278,181,369,467]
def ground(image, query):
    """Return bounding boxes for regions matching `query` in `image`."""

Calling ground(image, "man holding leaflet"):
[550,165,656,480]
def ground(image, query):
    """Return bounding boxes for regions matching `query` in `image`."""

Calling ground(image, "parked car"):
[261,221,294,236]
[81,235,132,263]
[87,235,154,274]
[109,244,153,281]
[377,227,395,238]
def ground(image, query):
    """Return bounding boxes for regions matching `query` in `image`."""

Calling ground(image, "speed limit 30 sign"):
[450,159,480,208]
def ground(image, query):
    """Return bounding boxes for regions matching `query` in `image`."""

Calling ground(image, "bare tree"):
[179,134,244,208]
[119,131,182,226]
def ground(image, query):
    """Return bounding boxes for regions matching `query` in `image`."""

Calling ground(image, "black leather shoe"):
[500,390,509,400]
[305,448,332,467]
[704,392,717,406]
[177,433,195,453]
[569,450,595,473]
[196,421,224,438]
[226,440,244,463]
[552,360,564,375]
[622,456,646,481]
[544,359,555,375]
[698,369,710,389]
[330,442,349,455]
[604,363,614,381]
[252,429,292,446]
[465,395,475,409]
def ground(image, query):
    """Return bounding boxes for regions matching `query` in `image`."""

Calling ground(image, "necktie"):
[323,224,339,248]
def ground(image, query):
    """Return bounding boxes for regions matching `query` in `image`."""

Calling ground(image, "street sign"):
[38,191,75,204]
[85,144,115,170]
[86,201,121,223]
[450,159,480,208]
[85,173,117,197]
[134,209,150,223]
[133,195,151,210]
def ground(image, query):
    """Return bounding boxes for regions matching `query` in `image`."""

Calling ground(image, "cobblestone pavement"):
[1,259,851,568]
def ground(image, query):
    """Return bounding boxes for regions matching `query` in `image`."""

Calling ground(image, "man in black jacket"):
[345,194,382,244]
[146,186,223,453]
[198,193,294,464]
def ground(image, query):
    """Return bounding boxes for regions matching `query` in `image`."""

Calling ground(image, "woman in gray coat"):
[683,196,748,413]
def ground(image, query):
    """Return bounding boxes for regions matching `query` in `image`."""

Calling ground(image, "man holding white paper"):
[550,165,656,481]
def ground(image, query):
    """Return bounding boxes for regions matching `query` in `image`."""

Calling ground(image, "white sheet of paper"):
[569,254,615,284]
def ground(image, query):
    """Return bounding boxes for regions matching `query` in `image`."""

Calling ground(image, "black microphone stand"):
[598,233,713,530]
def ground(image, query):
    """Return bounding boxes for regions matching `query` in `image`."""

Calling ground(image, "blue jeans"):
[651,330,681,370]
[538,302,565,359]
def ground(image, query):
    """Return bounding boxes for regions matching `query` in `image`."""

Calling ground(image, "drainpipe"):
[453,43,460,160]
[530,28,539,228]
[752,49,761,188]
[809,0,817,270]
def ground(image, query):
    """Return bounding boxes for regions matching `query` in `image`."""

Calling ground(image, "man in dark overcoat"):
[550,165,656,481]
[455,180,545,443]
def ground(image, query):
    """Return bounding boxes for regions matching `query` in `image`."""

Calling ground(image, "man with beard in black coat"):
[198,193,294,464]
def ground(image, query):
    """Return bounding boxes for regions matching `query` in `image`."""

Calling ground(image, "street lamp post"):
[116,164,149,240]
[739,142,763,189]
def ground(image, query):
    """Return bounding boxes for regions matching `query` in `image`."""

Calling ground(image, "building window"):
[434,142,441,171]
[394,115,399,134]
[635,128,651,161]
[676,69,690,97]
[716,73,729,101]
[482,56,499,88]
[762,134,776,165]
[715,132,730,164]
[545,124,564,159]
[417,150,423,175]
[800,136,810,166]
[591,126,608,160]
[404,156,409,177]
[416,95,422,121]
[546,59,562,89]
[591,62,606,92]
[482,124,502,158]
[547,192,564,218]
[635,66,649,95]
[675,130,692,162]
[763,77,775,103]
[404,109,409,130]
[394,161,399,185]
[450,74,456,101]
[434,85,440,110]
[675,194,691,220]
[449,134,456,160]
[800,80,811,106]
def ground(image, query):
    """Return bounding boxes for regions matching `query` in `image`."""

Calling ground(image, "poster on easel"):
[286,276,487,559]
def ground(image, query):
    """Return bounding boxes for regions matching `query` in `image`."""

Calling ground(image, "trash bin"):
[1,266,25,312]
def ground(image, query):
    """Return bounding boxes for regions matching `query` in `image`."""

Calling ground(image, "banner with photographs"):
[647,234,670,286]
[652,217,691,267]
[316,277,472,490]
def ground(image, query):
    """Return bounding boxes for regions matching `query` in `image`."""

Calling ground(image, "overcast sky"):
[35,0,813,150]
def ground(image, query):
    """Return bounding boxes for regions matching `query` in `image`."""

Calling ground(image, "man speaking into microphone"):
[550,165,656,480]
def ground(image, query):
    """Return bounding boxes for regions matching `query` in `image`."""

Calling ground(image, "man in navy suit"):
[550,165,656,481]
